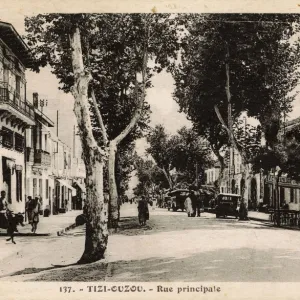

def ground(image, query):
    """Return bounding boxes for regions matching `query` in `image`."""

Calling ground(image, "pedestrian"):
[25,196,35,228]
[191,189,201,217]
[138,195,149,225]
[0,191,8,212]
[32,197,41,233]
[189,186,197,217]
[184,193,193,217]
[0,191,8,228]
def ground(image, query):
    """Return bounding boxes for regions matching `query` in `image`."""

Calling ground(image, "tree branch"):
[91,88,109,145]
[214,105,245,163]
[70,27,107,158]
[112,16,149,146]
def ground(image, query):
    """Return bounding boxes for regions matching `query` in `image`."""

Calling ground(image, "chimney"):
[33,92,39,108]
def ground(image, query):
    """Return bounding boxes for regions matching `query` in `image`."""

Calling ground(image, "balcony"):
[0,81,35,126]
[34,149,51,167]
[0,126,24,152]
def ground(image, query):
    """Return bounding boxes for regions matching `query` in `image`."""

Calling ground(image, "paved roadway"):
[1,203,300,281]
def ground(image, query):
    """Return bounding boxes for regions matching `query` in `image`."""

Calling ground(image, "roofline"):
[0,21,31,53]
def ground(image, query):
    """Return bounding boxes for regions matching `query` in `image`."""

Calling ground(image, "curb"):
[248,217,271,223]
[0,232,50,237]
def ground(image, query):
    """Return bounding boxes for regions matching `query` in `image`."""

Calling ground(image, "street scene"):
[0,203,299,282]
[2,12,300,289]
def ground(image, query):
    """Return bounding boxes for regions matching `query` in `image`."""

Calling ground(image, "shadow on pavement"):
[3,262,79,278]
[24,247,300,282]
[113,215,279,236]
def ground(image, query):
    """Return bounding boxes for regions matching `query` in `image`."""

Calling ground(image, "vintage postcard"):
[1,0,300,299]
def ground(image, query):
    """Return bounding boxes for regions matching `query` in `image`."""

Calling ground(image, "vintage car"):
[215,193,241,218]
[168,189,189,212]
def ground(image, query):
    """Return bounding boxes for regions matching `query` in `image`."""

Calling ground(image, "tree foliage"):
[146,124,213,186]
[173,14,300,171]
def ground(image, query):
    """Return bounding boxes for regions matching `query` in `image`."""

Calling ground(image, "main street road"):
[1,203,300,281]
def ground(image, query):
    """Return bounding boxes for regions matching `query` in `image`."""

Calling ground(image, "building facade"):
[0,21,35,213]
[0,21,86,216]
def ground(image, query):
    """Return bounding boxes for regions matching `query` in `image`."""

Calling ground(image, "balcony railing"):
[34,149,51,167]
[0,81,34,120]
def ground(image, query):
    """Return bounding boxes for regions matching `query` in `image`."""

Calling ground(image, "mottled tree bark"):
[70,27,108,263]
[108,19,150,228]
[108,142,119,229]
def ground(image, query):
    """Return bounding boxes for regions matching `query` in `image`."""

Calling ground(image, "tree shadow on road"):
[113,215,279,236]
[22,247,300,282]
[3,262,80,278]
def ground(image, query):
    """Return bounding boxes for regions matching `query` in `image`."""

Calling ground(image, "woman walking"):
[184,193,193,217]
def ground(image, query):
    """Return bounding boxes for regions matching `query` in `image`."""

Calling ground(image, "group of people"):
[184,186,202,217]
[0,191,41,233]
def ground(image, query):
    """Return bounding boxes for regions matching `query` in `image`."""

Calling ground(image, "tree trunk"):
[215,151,225,191]
[108,19,149,227]
[108,142,119,229]
[162,167,173,189]
[275,169,282,227]
[70,27,108,264]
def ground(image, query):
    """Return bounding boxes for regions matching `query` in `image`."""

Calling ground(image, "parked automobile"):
[168,189,189,212]
[215,193,240,219]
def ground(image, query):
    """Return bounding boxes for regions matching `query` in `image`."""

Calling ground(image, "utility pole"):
[73,125,75,158]
[225,42,233,194]
[195,162,198,187]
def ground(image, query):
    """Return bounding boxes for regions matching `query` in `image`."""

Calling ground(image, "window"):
[3,66,8,83]
[33,178,37,197]
[46,179,49,199]
[290,188,294,203]
[1,127,13,149]
[16,170,22,202]
[15,133,24,152]
[15,75,21,99]
[39,179,43,199]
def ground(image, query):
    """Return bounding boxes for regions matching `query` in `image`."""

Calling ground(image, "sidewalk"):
[0,210,82,237]
[248,211,271,222]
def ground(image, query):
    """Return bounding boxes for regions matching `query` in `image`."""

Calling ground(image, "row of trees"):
[24,13,300,263]
[133,125,214,199]
[173,14,300,201]
[146,125,213,189]
[24,13,180,263]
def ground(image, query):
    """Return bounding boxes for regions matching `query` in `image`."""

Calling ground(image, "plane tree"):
[173,13,300,195]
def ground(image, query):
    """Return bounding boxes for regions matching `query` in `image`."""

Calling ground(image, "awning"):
[74,180,86,193]
[57,179,77,196]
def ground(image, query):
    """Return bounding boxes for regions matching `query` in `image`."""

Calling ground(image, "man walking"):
[190,186,201,217]
[0,191,7,212]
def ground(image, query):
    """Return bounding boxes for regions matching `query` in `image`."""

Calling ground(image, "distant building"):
[205,163,220,186]
[25,92,55,213]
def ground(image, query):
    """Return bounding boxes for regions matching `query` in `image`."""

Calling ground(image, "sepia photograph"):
[1,1,300,299]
